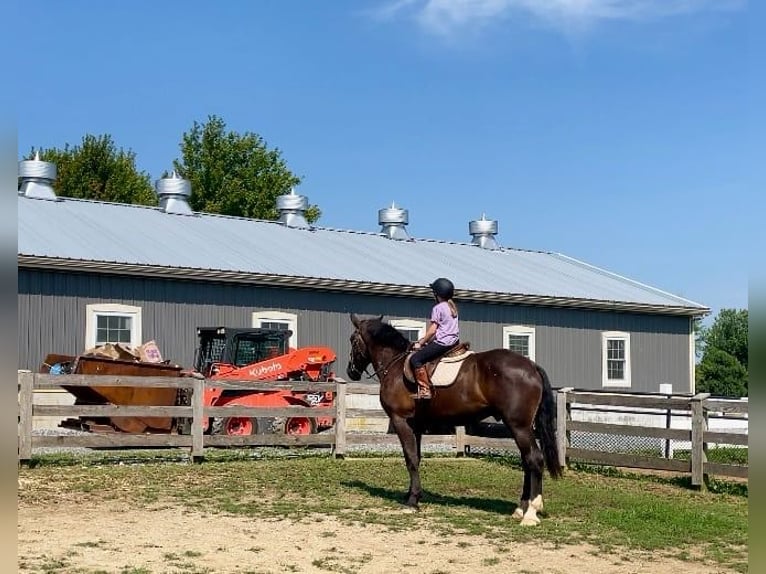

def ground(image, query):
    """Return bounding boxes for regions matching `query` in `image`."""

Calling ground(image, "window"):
[602,331,631,388]
[502,325,536,361]
[390,319,426,343]
[85,304,142,349]
[252,311,298,348]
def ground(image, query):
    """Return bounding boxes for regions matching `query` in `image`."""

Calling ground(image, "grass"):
[674,446,748,465]
[19,450,748,573]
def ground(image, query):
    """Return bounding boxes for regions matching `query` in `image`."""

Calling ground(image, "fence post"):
[690,392,710,488]
[334,381,346,459]
[18,372,35,464]
[191,378,205,462]
[455,426,466,457]
[556,387,573,470]
[660,383,673,459]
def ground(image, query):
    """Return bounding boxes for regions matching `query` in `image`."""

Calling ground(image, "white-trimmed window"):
[390,319,426,344]
[602,331,631,388]
[85,304,142,349]
[252,311,297,348]
[502,325,536,361]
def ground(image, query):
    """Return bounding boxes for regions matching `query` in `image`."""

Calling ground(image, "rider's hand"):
[412,341,422,350]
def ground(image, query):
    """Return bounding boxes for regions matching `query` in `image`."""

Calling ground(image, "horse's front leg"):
[390,414,422,508]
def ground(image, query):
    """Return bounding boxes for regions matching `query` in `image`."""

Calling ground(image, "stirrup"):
[411,387,432,400]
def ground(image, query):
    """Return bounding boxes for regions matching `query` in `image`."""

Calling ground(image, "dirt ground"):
[18,501,739,574]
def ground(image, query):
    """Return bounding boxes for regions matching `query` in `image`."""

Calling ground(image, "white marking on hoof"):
[520,515,540,526]
[512,500,528,521]
[520,504,540,526]
[530,494,544,513]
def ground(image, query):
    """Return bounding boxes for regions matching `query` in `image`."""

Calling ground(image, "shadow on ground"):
[342,479,518,514]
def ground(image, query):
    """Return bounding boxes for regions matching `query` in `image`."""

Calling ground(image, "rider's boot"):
[412,366,433,400]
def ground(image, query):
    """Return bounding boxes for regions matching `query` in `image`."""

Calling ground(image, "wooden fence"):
[18,373,748,487]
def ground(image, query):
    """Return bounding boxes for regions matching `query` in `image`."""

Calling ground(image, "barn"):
[18,155,708,395]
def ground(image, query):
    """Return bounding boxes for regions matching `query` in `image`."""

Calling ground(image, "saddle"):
[403,342,474,388]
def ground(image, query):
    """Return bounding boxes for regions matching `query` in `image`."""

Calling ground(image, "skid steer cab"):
[192,327,337,436]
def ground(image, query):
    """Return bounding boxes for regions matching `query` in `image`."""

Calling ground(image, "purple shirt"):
[431,301,459,346]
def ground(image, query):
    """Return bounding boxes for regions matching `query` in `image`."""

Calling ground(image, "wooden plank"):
[35,374,195,389]
[706,412,748,421]
[191,379,204,460]
[334,381,347,458]
[34,405,193,417]
[203,381,337,392]
[346,408,388,419]
[568,421,691,441]
[346,434,400,446]
[18,372,35,461]
[704,399,749,414]
[205,434,335,447]
[204,406,336,418]
[567,392,691,410]
[570,406,689,418]
[34,375,336,392]
[345,434,457,447]
[690,394,708,487]
[567,448,691,473]
[704,432,748,446]
[33,434,192,448]
[704,462,748,479]
[345,383,380,395]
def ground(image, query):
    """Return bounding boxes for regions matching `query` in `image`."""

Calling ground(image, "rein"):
[365,349,409,380]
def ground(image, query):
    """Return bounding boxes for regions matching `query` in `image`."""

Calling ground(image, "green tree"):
[695,347,748,397]
[26,134,156,205]
[699,308,748,370]
[172,115,321,221]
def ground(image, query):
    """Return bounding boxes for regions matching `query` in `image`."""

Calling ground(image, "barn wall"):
[18,268,693,393]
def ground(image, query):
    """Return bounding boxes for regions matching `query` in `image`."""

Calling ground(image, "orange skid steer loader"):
[189,327,337,436]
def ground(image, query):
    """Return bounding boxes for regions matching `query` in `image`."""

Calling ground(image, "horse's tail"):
[535,365,563,479]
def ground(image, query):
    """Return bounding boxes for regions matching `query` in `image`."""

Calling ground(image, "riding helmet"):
[429,277,454,299]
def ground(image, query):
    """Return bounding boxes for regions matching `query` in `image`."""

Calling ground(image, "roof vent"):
[276,187,310,229]
[469,214,500,250]
[155,171,193,215]
[18,152,58,200]
[378,202,409,240]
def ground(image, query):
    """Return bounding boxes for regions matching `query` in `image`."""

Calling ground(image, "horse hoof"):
[511,507,524,520]
[520,516,541,526]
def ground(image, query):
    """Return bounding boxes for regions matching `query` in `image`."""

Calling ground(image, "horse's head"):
[347,313,380,380]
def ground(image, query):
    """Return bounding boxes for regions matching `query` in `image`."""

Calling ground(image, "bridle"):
[349,328,409,381]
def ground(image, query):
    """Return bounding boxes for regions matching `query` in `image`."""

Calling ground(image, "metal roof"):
[17,195,709,316]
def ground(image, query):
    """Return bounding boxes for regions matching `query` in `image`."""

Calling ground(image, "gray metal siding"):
[18,269,692,393]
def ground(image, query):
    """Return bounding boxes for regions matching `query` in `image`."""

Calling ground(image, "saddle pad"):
[432,350,475,386]
[438,349,473,363]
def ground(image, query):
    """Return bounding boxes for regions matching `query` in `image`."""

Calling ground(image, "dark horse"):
[346,313,562,526]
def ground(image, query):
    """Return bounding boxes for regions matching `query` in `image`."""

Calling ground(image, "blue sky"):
[16,1,762,323]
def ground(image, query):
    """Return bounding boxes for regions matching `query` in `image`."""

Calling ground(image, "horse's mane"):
[367,319,410,352]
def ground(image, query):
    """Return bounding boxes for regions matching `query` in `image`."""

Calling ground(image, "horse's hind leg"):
[509,426,544,526]
[390,414,423,508]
